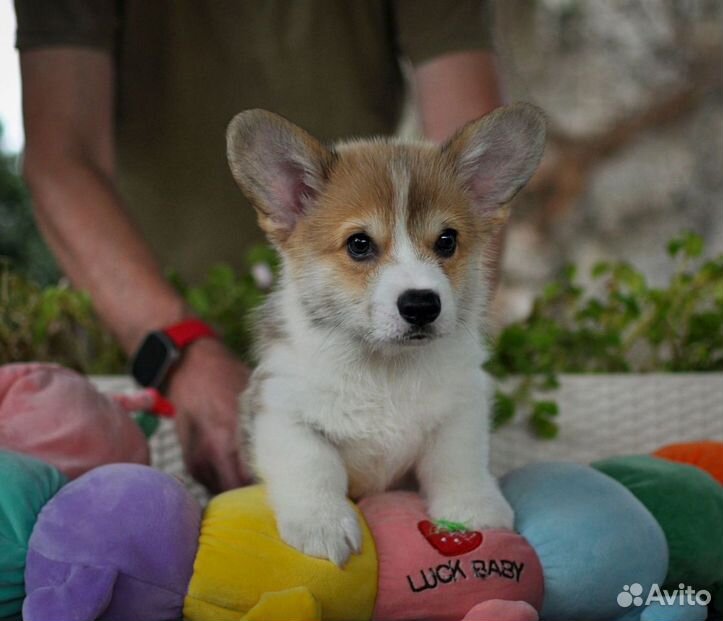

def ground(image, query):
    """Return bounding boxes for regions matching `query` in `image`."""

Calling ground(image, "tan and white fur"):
[227,104,546,566]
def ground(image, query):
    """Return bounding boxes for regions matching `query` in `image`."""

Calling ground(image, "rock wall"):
[492,0,723,322]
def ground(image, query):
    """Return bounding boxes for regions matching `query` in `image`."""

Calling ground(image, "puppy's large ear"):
[227,110,335,245]
[443,103,546,220]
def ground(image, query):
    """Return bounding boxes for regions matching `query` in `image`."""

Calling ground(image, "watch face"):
[131,332,179,387]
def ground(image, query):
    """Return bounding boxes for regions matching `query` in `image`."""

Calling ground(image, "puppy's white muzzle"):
[368,259,456,345]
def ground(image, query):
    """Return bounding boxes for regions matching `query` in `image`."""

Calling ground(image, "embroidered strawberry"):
[418,519,483,556]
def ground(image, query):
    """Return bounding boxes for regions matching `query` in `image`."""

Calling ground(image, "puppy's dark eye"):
[347,233,375,260]
[435,229,458,258]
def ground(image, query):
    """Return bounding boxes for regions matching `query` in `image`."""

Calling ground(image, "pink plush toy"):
[0,363,149,478]
[360,492,544,621]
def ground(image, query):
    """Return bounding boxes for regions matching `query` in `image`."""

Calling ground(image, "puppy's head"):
[227,105,545,351]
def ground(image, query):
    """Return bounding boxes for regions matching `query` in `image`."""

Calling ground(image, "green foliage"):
[0,250,275,372]
[169,246,279,363]
[487,231,723,438]
[0,264,126,373]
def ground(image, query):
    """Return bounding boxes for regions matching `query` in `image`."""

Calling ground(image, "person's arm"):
[21,48,186,351]
[413,50,503,142]
[413,49,506,285]
[20,48,250,491]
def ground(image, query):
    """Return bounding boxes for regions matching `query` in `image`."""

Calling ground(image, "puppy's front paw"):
[430,484,514,531]
[276,499,362,567]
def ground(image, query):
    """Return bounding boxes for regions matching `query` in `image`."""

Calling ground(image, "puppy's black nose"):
[397,289,441,326]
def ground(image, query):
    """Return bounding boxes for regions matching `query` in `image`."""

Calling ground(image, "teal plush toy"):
[0,450,67,619]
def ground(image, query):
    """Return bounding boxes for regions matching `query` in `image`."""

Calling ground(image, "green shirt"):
[15,0,492,282]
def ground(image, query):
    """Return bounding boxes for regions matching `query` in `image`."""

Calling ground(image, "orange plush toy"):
[654,441,723,485]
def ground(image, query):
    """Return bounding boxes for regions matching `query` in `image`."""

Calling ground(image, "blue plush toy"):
[502,462,707,621]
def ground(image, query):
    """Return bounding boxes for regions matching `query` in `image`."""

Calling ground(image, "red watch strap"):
[148,388,176,417]
[164,319,217,348]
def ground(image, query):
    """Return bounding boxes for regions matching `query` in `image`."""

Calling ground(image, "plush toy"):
[500,462,671,621]
[651,440,723,612]
[0,363,149,478]
[654,440,723,485]
[184,487,543,621]
[184,485,379,621]
[594,454,723,616]
[359,492,542,621]
[22,466,541,621]
[22,459,714,621]
[0,450,67,619]
[22,464,202,621]
[7,415,721,621]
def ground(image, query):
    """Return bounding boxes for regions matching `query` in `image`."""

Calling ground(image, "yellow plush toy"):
[183,486,378,621]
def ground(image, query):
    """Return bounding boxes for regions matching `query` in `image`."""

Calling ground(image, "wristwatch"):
[130,319,217,388]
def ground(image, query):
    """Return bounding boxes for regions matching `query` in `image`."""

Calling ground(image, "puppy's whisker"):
[313,316,349,356]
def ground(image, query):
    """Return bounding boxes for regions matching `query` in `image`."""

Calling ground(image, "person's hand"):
[167,338,252,493]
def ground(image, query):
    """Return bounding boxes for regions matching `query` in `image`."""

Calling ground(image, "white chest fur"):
[256,326,489,498]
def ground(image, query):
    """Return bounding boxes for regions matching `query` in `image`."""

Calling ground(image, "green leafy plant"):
[2,204,720,442]
[0,249,276,372]
[486,231,723,438]
[169,246,279,363]
[0,263,125,373]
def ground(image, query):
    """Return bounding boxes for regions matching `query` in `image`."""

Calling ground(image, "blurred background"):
[491,0,723,323]
[1,0,722,533]
[0,3,22,154]
[1,0,722,352]
[1,1,60,287]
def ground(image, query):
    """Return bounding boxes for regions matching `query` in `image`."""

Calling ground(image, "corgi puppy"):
[227,104,546,566]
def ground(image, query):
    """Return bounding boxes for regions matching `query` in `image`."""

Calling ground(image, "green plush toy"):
[593,454,723,607]
[0,450,67,618]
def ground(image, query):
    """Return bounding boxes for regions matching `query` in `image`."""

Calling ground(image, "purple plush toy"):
[23,464,202,621]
